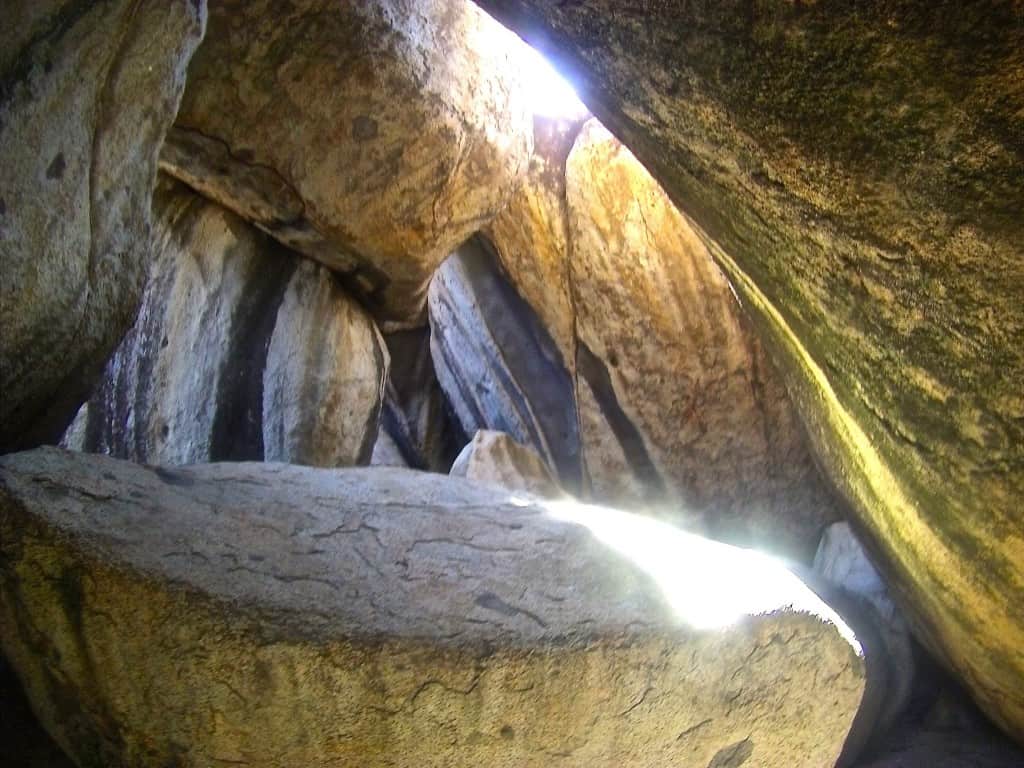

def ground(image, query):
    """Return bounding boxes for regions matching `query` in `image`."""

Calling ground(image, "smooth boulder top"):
[0,448,854,649]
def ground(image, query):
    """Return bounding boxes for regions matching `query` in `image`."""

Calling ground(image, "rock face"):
[476,0,1024,739]
[162,0,533,322]
[450,430,563,499]
[381,327,466,472]
[262,260,389,467]
[1,447,869,768]
[0,0,207,452]
[69,179,385,468]
[485,118,841,559]
[429,238,583,492]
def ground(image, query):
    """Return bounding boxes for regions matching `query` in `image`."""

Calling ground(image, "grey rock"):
[0,0,206,451]
[0,447,870,767]
[380,327,466,472]
[815,523,916,740]
[450,430,564,499]
[262,259,388,467]
[428,237,582,492]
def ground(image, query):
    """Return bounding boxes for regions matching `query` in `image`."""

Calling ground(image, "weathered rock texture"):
[0,447,868,767]
[69,179,384,468]
[162,0,533,322]
[263,260,388,467]
[450,429,563,499]
[476,0,1024,739]
[429,238,582,492]
[485,118,840,558]
[0,0,206,452]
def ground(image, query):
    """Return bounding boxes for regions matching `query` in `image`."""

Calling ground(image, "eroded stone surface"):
[1,447,866,767]
[0,0,206,451]
[475,0,1024,738]
[163,0,533,321]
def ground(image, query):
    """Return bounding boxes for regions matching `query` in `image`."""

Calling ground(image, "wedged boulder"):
[1,447,869,767]
[474,0,1024,739]
[381,327,466,472]
[429,238,582,491]
[484,116,583,368]
[163,0,533,321]
[486,118,841,559]
[450,429,563,499]
[68,179,385,468]
[262,260,388,467]
[0,0,206,452]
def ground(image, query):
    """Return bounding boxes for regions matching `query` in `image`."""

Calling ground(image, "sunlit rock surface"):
[1,447,867,768]
[486,118,842,559]
[66,179,385,468]
[0,0,206,451]
[474,0,1024,739]
[450,429,563,499]
[429,238,583,491]
[162,0,533,322]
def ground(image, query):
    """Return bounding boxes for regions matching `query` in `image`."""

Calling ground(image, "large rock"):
[262,260,388,467]
[450,429,563,499]
[429,238,583,492]
[475,0,1024,739]
[0,0,206,452]
[486,118,841,559]
[162,0,533,322]
[68,179,385,468]
[1,447,870,767]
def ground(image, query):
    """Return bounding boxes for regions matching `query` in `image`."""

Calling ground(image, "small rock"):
[450,430,564,499]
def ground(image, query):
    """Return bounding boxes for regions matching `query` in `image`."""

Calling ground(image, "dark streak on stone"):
[707,737,754,768]
[46,152,66,179]
[152,466,195,488]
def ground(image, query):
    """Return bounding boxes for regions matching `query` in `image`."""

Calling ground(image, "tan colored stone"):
[1,447,869,767]
[0,0,206,451]
[163,0,532,322]
[485,117,582,369]
[450,429,564,499]
[474,0,1024,739]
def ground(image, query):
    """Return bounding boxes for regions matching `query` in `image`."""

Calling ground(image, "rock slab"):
[2,447,866,767]
[0,0,207,451]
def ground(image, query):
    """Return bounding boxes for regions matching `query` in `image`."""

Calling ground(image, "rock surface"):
[381,327,466,472]
[0,447,868,768]
[262,260,388,467]
[0,0,206,451]
[814,523,916,749]
[450,430,563,499]
[475,0,1024,738]
[163,0,533,321]
[429,238,582,492]
[486,118,841,559]
[68,179,384,468]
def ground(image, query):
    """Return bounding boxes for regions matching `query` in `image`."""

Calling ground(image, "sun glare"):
[544,498,863,651]
[514,43,589,120]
